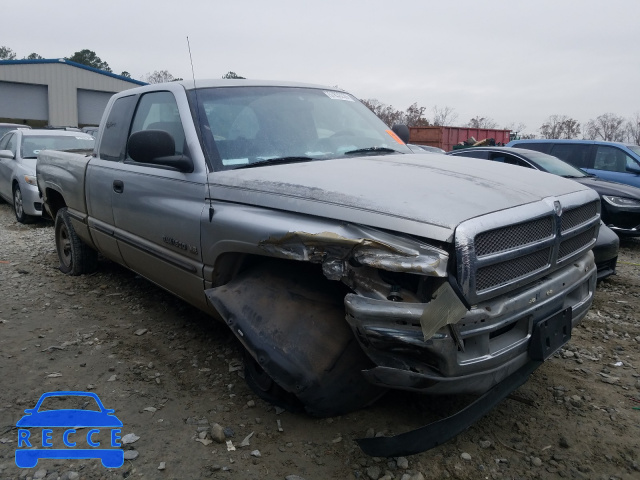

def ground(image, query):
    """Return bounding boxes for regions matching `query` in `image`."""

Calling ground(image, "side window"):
[0,133,13,152]
[550,144,592,169]
[130,91,186,156]
[454,150,488,159]
[594,146,633,173]
[99,95,137,162]
[6,134,17,156]
[490,152,532,168]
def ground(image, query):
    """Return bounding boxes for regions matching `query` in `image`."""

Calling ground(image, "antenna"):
[187,36,197,90]
[187,37,214,220]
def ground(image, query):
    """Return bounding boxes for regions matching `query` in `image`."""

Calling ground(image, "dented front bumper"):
[345,251,596,395]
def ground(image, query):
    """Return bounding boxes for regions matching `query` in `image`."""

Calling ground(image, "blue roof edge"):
[0,58,147,85]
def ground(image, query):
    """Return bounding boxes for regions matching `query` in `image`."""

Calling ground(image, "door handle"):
[113,180,124,193]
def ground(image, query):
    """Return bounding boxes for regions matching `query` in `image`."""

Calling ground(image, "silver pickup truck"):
[37,80,601,454]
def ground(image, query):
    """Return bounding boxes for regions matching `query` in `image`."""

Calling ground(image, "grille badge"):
[554,200,563,216]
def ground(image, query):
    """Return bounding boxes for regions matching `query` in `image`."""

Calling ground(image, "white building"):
[0,59,145,128]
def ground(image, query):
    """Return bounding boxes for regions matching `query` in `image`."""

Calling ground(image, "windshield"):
[523,150,588,177]
[628,145,640,156]
[21,134,95,159]
[189,86,411,171]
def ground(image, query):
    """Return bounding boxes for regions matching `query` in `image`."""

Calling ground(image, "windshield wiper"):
[232,156,314,170]
[344,147,402,156]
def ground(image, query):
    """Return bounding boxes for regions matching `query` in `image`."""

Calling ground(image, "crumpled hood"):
[208,154,589,242]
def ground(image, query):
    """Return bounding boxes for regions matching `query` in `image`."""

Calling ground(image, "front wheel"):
[54,207,98,275]
[13,185,35,224]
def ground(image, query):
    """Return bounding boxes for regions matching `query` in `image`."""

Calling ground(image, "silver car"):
[0,129,94,223]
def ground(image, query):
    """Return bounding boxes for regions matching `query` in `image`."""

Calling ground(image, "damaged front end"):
[206,190,600,455]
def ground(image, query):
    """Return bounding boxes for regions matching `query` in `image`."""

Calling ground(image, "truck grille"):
[455,192,600,305]
[475,217,554,256]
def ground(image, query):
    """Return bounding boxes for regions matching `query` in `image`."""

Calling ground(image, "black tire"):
[13,184,35,224]
[54,207,98,275]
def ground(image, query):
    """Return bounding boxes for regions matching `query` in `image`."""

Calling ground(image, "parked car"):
[407,144,446,154]
[447,147,640,237]
[0,129,94,223]
[446,147,623,279]
[506,139,640,189]
[0,123,31,138]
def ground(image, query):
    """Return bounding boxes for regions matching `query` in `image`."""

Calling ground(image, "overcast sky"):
[5,0,639,134]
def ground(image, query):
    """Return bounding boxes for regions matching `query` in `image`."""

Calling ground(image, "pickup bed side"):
[37,151,95,250]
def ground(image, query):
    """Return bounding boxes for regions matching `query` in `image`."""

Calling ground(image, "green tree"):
[66,49,111,72]
[120,71,132,78]
[0,46,17,60]
[25,53,44,60]
[222,71,245,79]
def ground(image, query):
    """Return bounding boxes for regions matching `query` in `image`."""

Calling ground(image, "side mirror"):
[127,130,193,173]
[391,124,410,144]
[0,149,15,159]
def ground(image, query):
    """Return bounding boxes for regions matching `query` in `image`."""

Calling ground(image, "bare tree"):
[222,71,245,79]
[360,98,403,127]
[467,116,498,129]
[626,112,640,145]
[361,99,430,127]
[584,113,626,141]
[432,105,458,126]
[403,103,430,127]
[0,46,17,60]
[539,115,581,139]
[142,70,183,84]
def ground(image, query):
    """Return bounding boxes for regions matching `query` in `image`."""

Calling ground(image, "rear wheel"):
[13,185,35,224]
[54,207,98,275]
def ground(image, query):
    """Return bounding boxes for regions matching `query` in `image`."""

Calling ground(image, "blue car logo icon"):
[15,391,124,468]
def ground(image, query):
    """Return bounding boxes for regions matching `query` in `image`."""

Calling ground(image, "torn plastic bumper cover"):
[357,307,572,457]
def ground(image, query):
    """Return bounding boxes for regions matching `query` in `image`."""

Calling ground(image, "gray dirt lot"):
[0,202,639,480]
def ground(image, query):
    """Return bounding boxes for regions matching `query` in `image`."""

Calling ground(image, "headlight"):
[602,195,640,208]
[23,175,37,186]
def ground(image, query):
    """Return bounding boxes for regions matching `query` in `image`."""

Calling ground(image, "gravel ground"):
[0,202,639,480]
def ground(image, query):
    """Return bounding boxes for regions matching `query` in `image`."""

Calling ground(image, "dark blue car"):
[15,391,124,468]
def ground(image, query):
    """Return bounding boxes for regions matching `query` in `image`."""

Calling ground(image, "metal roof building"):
[0,59,145,128]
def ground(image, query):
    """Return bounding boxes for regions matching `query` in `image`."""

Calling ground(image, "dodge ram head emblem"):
[553,200,562,216]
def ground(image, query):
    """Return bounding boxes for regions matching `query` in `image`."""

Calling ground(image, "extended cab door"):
[87,94,138,264]
[109,90,209,310]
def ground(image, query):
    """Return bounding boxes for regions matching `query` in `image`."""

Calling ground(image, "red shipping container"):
[409,126,511,152]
